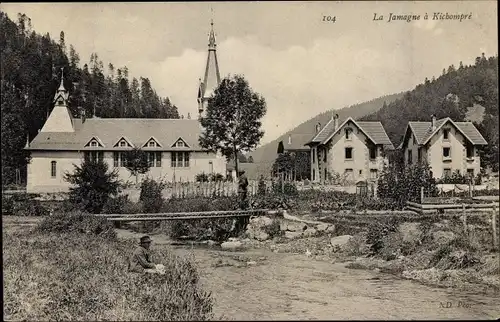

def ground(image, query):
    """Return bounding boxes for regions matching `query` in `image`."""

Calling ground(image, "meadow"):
[3,214,213,321]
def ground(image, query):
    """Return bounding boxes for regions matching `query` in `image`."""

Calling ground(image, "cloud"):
[144,35,422,145]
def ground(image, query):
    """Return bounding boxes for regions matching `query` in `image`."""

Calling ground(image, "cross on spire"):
[58,67,66,92]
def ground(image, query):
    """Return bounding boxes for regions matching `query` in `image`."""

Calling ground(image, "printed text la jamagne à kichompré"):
[373,12,472,23]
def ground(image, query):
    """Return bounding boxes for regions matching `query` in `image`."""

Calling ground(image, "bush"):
[64,160,121,214]
[195,173,209,182]
[2,194,49,216]
[366,217,402,255]
[263,219,283,238]
[257,176,267,195]
[164,218,236,242]
[436,170,469,184]
[195,173,225,182]
[377,163,437,207]
[3,231,213,321]
[102,195,143,214]
[140,178,167,213]
[37,211,116,239]
[271,179,298,195]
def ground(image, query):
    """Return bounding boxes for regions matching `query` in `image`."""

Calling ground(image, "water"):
[115,229,499,320]
[172,245,499,320]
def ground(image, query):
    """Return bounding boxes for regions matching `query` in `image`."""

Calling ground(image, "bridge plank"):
[95,209,271,218]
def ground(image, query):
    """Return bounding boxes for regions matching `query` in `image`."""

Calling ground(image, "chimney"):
[333,113,339,131]
[288,134,292,145]
[81,108,86,124]
[431,114,436,131]
[315,122,321,134]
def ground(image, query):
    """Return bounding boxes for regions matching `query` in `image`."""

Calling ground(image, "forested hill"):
[1,12,181,185]
[360,54,499,170]
[247,92,404,171]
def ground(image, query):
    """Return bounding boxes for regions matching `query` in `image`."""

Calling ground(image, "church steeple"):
[198,20,221,118]
[40,67,74,133]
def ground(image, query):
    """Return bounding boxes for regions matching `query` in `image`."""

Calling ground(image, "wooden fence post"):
[462,203,467,232]
[492,205,498,250]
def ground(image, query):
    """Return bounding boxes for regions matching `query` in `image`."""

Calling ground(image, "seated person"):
[128,235,158,273]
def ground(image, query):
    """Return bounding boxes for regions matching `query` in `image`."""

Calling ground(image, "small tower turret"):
[40,67,75,132]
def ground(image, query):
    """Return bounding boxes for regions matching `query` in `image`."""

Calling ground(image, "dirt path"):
[117,229,499,320]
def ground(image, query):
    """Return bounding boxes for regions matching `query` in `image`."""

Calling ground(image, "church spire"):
[208,20,216,50]
[198,20,221,117]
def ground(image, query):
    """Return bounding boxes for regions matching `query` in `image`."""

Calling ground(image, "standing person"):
[238,170,249,210]
[128,235,158,273]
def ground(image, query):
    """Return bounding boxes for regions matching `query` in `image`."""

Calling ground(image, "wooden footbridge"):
[95,209,281,222]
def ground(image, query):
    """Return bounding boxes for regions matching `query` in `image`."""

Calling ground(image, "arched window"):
[51,161,57,178]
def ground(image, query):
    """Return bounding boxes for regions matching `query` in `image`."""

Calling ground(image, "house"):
[399,115,488,179]
[305,113,394,184]
[25,22,226,193]
[275,133,312,180]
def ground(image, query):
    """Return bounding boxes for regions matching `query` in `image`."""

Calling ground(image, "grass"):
[3,224,213,321]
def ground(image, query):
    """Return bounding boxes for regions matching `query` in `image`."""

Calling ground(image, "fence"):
[123,180,271,202]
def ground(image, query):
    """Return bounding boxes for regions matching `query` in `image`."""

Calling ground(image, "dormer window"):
[113,137,134,148]
[84,137,104,148]
[143,137,161,148]
[443,129,450,140]
[57,98,64,105]
[177,141,186,147]
[345,128,352,140]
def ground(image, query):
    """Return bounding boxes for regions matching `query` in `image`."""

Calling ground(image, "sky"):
[2,1,498,146]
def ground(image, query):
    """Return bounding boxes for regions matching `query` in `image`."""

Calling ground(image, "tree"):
[277,141,284,154]
[272,152,294,179]
[123,147,150,183]
[199,75,266,177]
[64,159,121,214]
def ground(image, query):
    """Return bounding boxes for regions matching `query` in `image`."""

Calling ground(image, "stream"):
[118,229,500,320]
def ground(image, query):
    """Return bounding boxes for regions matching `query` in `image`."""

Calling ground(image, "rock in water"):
[285,231,303,239]
[221,241,243,251]
[315,223,331,232]
[330,235,353,248]
[286,222,308,232]
[255,231,270,241]
[303,227,317,237]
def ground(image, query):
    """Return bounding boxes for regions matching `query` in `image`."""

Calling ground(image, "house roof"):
[281,133,312,151]
[307,117,394,149]
[26,118,206,151]
[406,118,487,146]
[308,118,335,144]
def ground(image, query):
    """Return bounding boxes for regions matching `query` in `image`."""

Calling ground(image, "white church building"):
[25,23,226,193]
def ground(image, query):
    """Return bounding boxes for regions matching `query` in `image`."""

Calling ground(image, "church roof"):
[27,118,207,151]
